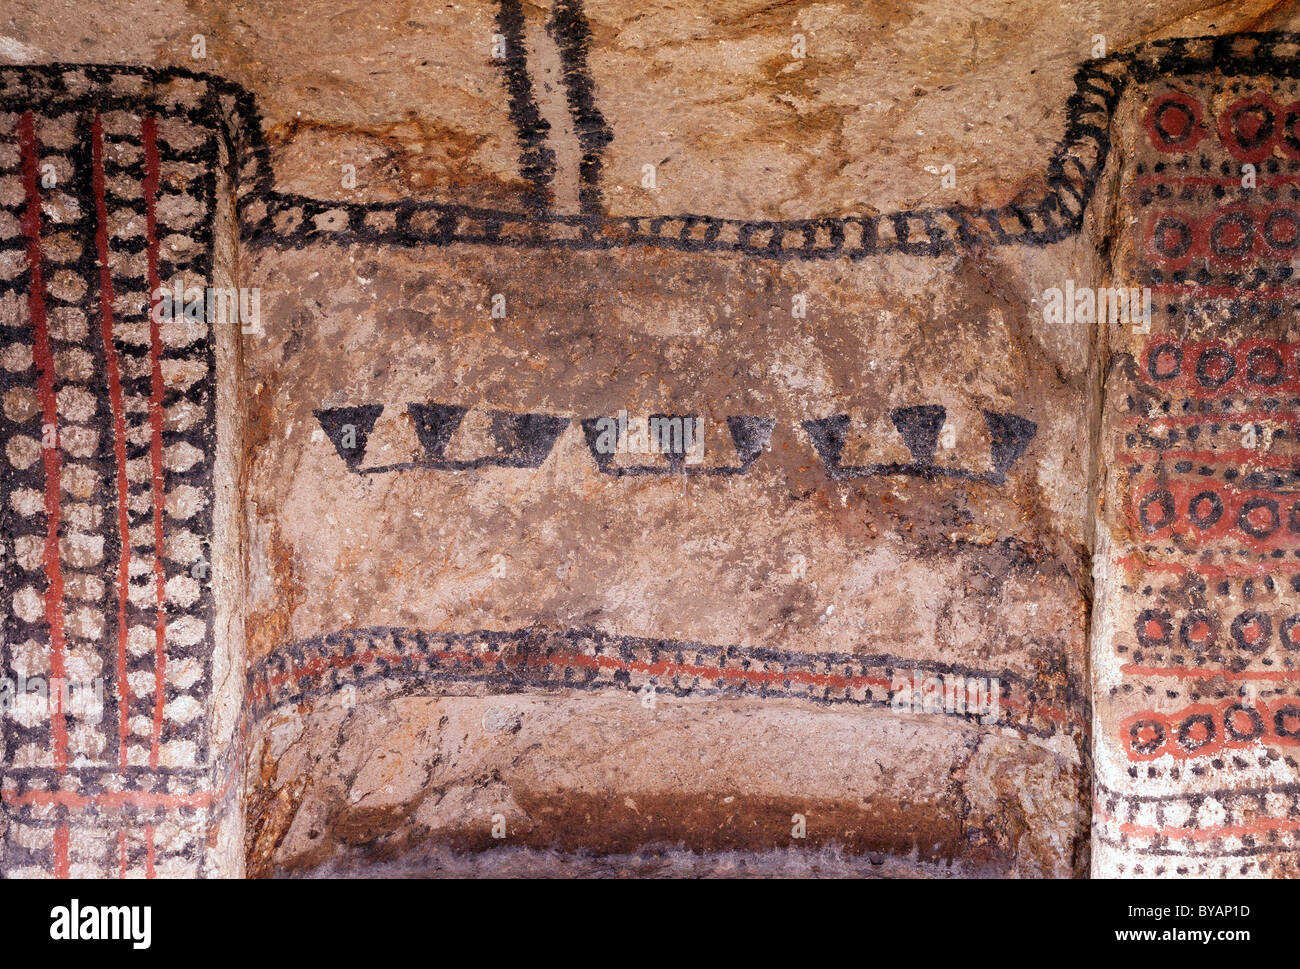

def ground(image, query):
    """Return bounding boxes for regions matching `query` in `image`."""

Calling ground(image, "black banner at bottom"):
[0,876,1277,958]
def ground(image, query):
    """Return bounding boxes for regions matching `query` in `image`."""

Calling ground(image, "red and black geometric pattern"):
[1,67,220,878]
[1102,48,1300,875]
[7,32,1300,879]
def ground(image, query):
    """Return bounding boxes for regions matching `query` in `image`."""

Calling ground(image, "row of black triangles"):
[804,406,1037,473]
[314,404,572,468]
[578,415,776,469]
[316,404,1034,474]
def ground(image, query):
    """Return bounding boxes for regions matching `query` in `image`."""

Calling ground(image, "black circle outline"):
[1179,611,1217,652]
[1246,345,1285,385]
[1129,718,1167,755]
[1231,610,1273,653]
[1147,342,1183,381]
[1281,615,1300,652]
[1153,215,1194,259]
[1274,704,1300,740]
[1139,489,1176,532]
[1195,346,1238,389]
[1263,208,1300,252]
[1208,210,1255,260]
[1225,98,1278,157]
[1137,608,1173,647]
[1176,712,1216,753]
[1188,490,1224,528]
[1223,703,1265,743]
[1238,496,1281,539]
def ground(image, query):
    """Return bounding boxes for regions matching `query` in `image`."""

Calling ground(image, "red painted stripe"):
[142,115,167,770]
[1125,414,1300,427]
[5,787,218,810]
[1151,283,1300,299]
[1095,793,1300,840]
[1122,664,1300,682]
[92,114,132,770]
[248,644,1081,728]
[1120,450,1300,468]
[5,759,234,812]
[144,824,156,878]
[1118,555,1300,577]
[1132,174,1300,189]
[1116,815,1300,841]
[18,112,67,776]
[52,823,70,878]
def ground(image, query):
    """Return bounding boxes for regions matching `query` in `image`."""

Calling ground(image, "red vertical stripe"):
[52,823,70,878]
[92,113,133,770]
[141,115,167,773]
[18,112,67,776]
[144,823,157,878]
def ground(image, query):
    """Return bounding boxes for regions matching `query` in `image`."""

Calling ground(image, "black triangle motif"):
[983,410,1038,477]
[489,411,570,467]
[314,405,384,469]
[647,413,698,470]
[407,403,469,461]
[579,416,616,470]
[802,415,851,472]
[890,405,946,464]
[726,416,777,468]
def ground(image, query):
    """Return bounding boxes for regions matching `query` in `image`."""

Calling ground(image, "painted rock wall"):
[0,67,244,877]
[1092,35,1300,878]
[237,0,1104,877]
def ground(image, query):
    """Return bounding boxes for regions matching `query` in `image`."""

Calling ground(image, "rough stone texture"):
[1,1,1299,879]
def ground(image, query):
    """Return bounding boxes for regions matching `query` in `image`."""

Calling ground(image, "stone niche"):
[1,1,1299,879]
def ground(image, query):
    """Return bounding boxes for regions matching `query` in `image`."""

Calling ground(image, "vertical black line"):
[547,0,613,218]
[193,89,220,771]
[496,0,556,215]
